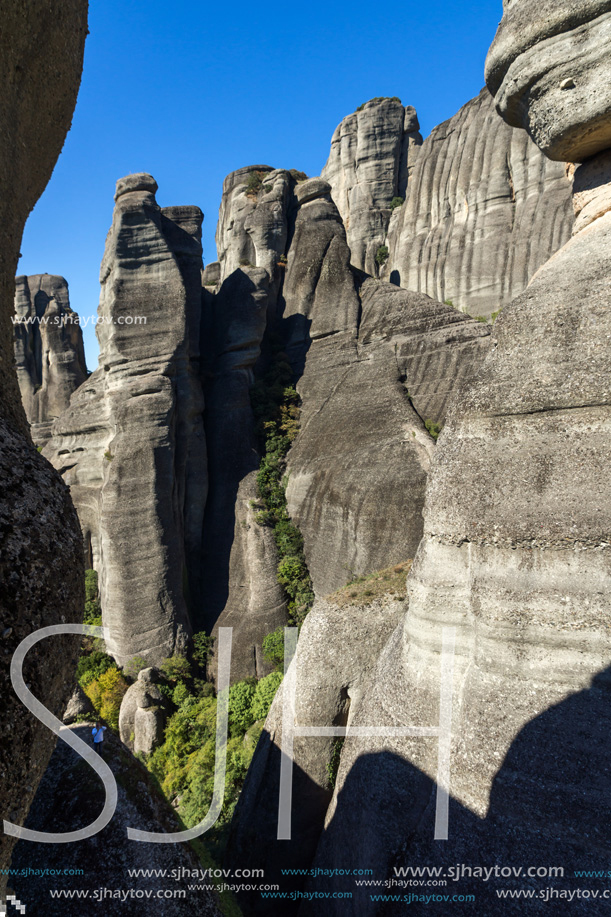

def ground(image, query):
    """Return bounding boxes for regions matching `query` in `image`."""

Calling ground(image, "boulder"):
[63,686,95,725]
[321,97,422,275]
[485,0,611,161]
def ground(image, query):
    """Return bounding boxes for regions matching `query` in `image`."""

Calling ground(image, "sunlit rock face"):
[485,0,611,161]
[45,174,207,668]
[261,7,611,916]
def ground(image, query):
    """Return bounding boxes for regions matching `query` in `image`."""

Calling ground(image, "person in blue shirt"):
[92,722,107,754]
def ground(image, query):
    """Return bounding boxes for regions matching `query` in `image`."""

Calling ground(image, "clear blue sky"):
[18,0,503,369]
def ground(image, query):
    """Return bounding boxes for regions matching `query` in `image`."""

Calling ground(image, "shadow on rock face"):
[9,725,220,917]
[304,664,611,916]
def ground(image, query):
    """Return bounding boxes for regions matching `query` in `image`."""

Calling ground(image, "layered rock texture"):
[0,0,87,895]
[226,567,409,913]
[214,169,491,601]
[45,174,206,667]
[242,5,611,915]
[485,0,611,161]
[13,273,87,445]
[322,91,574,319]
[321,97,423,275]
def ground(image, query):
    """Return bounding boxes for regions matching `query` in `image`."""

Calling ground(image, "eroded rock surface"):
[200,267,287,681]
[226,586,405,913]
[293,6,611,915]
[321,97,422,275]
[13,274,87,445]
[45,174,206,667]
[282,182,491,595]
[0,0,87,894]
[382,89,574,318]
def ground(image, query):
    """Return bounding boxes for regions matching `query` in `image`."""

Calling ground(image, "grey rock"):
[119,671,166,753]
[485,1,611,161]
[283,186,491,596]
[13,274,88,445]
[321,97,422,275]
[9,726,221,916]
[383,89,574,318]
[215,165,292,285]
[299,8,611,914]
[45,175,207,667]
[226,593,404,912]
[200,266,287,681]
[0,0,87,894]
[63,686,95,724]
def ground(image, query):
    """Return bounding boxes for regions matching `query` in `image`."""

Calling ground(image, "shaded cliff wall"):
[0,0,87,893]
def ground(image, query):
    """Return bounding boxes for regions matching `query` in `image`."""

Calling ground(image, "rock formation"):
[9,725,221,916]
[200,266,287,680]
[322,91,574,319]
[269,4,611,914]
[382,88,574,317]
[45,174,206,667]
[213,169,491,602]
[226,568,409,912]
[321,97,422,276]
[0,0,87,896]
[119,667,168,756]
[13,274,87,445]
[282,180,491,596]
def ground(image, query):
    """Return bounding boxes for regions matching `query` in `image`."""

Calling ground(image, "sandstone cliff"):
[285,6,611,914]
[45,174,206,667]
[321,97,422,276]
[13,273,87,445]
[322,91,574,319]
[383,88,574,318]
[0,0,87,895]
[213,169,491,603]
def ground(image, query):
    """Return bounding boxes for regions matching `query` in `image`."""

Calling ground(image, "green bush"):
[491,308,502,323]
[249,337,315,627]
[244,171,264,195]
[84,666,128,732]
[160,655,192,683]
[228,679,257,736]
[251,671,283,721]
[192,632,214,670]
[425,419,442,440]
[77,650,114,690]
[173,681,191,708]
[375,245,389,266]
[84,569,101,626]
[357,96,401,111]
[390,196,404,210]
[327,737,345,788]
[124,655,148,679]
[262,627,285,670]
